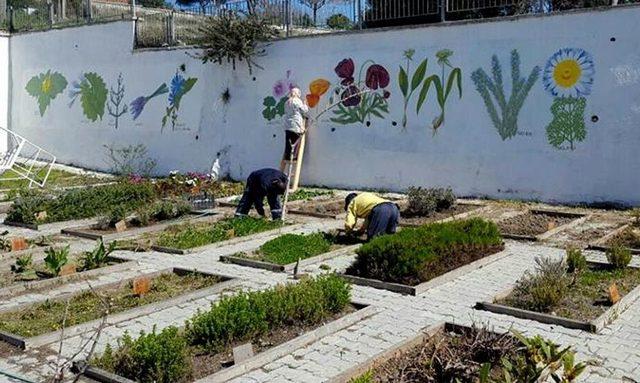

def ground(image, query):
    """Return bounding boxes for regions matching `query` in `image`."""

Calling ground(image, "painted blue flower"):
[169,72,186,107]
[543,48,594,98]
[129,83,168,120]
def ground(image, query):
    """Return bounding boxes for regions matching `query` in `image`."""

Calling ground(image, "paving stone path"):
[0,209,639,383]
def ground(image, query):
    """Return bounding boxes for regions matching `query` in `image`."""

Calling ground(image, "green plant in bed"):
[257,232,333,265]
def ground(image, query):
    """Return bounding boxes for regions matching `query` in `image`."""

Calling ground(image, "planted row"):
[94,274,352,382]
[346,218,503,286]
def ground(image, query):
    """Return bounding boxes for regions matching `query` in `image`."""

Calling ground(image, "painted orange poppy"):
[309,79,330,96]
[306,94,320,108]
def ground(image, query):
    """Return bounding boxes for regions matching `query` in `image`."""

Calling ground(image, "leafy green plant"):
[11,254,36,280]
[404,186,455,217]
[566,247,587,273]
[398,49,428,129]
[94,326,192,383]
[43,246,70,276]
[347,218,502,285]
[152,200,193,221]
[69,72,109,122]
[25,70,68,116]
[82,240,117,271]
[606,243,632,269]
[471,50,540,140]
[326,13,352,29]
[186,274,350,351]
[546,96,587,150]
[417,49,462,133]
[258,232,332,265]
[287,189,334,202]
[196,12,278,74]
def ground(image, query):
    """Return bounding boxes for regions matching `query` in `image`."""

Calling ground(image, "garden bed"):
[115,216,291,254]
[332,323,585,383]
[399,202,483,226]
[497,209,584,240]
[546,214,628,248]
[0,269,225,346]
[476,255,640,333]
[590,224,640,254]
[91,275,370,383]
[221,231,364,272]
[287,198,345,219]
[342,219,505,295]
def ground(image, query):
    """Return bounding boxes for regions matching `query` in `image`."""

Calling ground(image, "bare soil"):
[498,211,577,237]
[606,226,640,250]
[546,214,627,248]
[191,305,357,379]
[289,199,345,217]
[400,204,478,226]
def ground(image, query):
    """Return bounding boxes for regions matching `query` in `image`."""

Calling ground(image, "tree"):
[175,0,214,14]
[300,0,326,25]
[326,13,351,29]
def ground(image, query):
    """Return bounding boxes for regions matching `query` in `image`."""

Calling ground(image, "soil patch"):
[498,211,577,236]
[289,199,345,217]
[0,272,221,338]
[191,305,356,379]
[400,204,478,226]
[499,264,640,322]
[606,226,640,250]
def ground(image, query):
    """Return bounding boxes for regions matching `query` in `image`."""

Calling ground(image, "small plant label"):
[115,220,127,233]
[609,283,621,304]
[10,237,28,252]
[59,263,77,276]
[133,276,151,296]
[232,343,254,364]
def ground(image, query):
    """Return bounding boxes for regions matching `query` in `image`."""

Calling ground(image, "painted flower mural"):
[330,58,391,126]
[130,84,169,120]
[542,48,595,150]
[306,79,330,108]
[419,49,462,134]
[262,71,298,121]
[68,72,109,122]
[26,70,68,116]
[162,70,198,132]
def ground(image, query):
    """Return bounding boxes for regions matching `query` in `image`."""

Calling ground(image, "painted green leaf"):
[263,96,276,107]
[174,78,197,110]
[411,59,428,92]
[80,73,108,122]
[25,71,68,116]
[417,75,437,114]
[445,67,463,101]
[276,97,287,116]
[398,66,408,97]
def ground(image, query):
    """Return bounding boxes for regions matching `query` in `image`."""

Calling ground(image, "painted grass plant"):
[154,217,282,249]
[257,232,333,265]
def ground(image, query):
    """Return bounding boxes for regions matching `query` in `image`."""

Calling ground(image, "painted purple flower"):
[341,85,361,107]
[273,70,297,98]
[130,83,168,120]
[365,64,390,90]
[335,58,355,85]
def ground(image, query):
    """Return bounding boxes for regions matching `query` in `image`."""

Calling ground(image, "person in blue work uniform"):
[344,192,399,240]
[235,168,288,220]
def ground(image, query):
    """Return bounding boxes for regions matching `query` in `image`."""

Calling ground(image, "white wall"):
[0,33,8,152]
[7,7,640,204]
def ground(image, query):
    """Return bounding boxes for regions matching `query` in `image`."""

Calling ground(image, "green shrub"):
[606,243,632,269]
[94,326,192,383]
[6,182,156,224]
[155,217,281,249]
[186,274,350,351]
[347,218,502,285]
[327,13,352,29]
[506,258,570,312]
[81,240,116,271]
[11,254,33,274]
[404,187,455,217]
[259,233,332,265]
[566,247,587,273]
[43,246,70,276]
[153,200,192,221]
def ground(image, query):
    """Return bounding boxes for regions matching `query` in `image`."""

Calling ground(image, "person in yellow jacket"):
[344,192,400,240]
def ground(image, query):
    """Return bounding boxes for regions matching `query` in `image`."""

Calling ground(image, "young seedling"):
[44,246,70,276]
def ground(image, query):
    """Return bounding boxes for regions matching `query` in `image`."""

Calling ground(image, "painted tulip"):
[306,93,320,108]
[341,85,361,107]
[309,79,330,96]
[365,64,390,90]
[335,58,355,85]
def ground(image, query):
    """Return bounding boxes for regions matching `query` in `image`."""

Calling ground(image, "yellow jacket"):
[345,193,389,231]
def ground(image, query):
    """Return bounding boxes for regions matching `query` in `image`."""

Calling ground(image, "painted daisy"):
[543,48,595,98]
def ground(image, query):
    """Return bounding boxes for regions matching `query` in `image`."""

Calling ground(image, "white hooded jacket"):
[283,97,309,134]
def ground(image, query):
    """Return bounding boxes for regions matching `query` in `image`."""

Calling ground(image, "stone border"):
[588,223,640,254]
[4,217,98,232]
[341,245,511,296]
[60,212,223,242]
[475,261,640,333]
[150,223,308,255]
[0,269,240,349]
[0,259,136,299]
[194,304,381,383]
[220,244,362,273]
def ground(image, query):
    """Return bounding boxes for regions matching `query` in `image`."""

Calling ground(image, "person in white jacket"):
[280,87,309,172]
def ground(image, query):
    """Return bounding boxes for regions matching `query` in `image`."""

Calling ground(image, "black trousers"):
[282,130,302,161]
[235,188,282,220]
[367,202,399,240]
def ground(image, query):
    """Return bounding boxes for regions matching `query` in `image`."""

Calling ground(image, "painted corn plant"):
[398,49,428,130]
[107,73,128,129]
[26,70,68,116]
[130,84,169,121]
[542,48,595,150]
[417,49,462,134]
[162,70,198,132]
[329,58,391,126]
[262,70,297,121]
[68,72,109,122]
[471,50,540,140]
